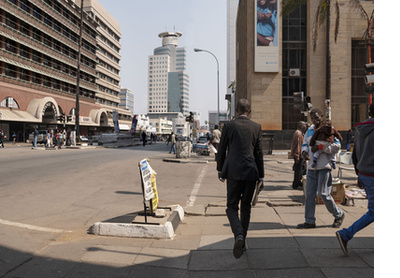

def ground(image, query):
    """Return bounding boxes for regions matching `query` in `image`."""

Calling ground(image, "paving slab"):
[248,248,309,269]
[189,250,249,271]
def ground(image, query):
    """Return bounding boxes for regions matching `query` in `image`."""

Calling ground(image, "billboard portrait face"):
[256,0,278,47]
[254,0,279,72]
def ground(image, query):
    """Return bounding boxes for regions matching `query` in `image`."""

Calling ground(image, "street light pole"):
[194,48,220,125]
[75,0,84,144]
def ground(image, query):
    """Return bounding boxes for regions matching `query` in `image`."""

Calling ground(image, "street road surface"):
[0,143,207,232]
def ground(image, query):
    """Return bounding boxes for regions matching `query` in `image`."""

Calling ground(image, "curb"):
[163,158,209,164]
[89,205,184,239]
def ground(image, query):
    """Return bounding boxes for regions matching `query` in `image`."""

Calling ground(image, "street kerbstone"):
[205,206,226,216]
[80,245,141,266]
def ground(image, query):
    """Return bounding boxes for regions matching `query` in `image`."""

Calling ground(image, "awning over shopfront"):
[0,108,40,123]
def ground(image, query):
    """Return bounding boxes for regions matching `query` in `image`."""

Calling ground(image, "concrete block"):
[90,205,184,239]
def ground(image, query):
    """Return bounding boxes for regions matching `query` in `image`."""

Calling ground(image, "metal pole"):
[75,0,84,144]
[194,49,220,124]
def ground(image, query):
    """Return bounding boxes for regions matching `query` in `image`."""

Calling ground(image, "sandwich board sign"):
[138,159,159,217]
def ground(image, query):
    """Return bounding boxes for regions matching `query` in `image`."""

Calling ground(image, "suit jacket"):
[217,116,264,181]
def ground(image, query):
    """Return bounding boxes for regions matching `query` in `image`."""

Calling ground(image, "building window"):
[5,64,16,78]
[0,97,19,109]
[282,3,307,130]
[351,40,374,126]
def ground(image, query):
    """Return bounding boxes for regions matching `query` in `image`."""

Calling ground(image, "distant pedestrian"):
[297,108,344,229]
[166,133,171,145]
[169,132,176,154]
[12,132,16,144]
[336,103,374,255]
[33,128,39,148]
[346,129,353,151]
[211,124,221,161]
[291,121,307,189]
[46,131,52,148]
[142,131,146,147]
[66,128,71,146]
[217,99,264,259]
[0,129,5,148]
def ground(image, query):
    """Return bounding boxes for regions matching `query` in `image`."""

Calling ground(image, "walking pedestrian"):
[336,103,374,255]
[169,132,176,154]
[66,128,71,146]
[217,99,264,259]
[142,131,146,147]
[211,124,221,161]
[12,132,16,144]
[291,121,307,189]
[33,128,39,148]
[0,129,5,148]
[297,108,344,229]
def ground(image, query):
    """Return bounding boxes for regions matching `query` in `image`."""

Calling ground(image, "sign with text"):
[139,159,159,209]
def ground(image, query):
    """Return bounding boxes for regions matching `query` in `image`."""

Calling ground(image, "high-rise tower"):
[147,32,189,115]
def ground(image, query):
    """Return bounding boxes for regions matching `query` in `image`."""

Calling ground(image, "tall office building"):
[148,32,189,115]
[119,87,134,114]
[83,0,132,130]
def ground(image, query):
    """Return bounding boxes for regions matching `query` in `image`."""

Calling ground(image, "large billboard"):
[255,0,279,72]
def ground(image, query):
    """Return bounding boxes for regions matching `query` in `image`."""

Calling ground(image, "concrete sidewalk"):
[0,151,373,277]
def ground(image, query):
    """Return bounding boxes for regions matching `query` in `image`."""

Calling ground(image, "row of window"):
[98,45,120,64]
[1,62,96,98]
[98,58,119,75]
[2,36,96,84]
[98,32,119,54]
[2,12,97,67]
[96,16,120,43]
[7,0,96,43]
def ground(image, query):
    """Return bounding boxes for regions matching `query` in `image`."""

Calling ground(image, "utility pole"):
[75,0,84,144]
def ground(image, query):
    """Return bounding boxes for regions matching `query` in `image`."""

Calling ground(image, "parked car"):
[193,136,210,155]
[80,135,89,142]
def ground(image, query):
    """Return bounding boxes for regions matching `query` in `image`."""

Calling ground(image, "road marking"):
[0,219,69,233]
[186,164,208,207]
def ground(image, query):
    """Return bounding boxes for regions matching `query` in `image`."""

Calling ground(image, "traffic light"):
[67,115,72,122]
[293,91,304,111]
[56,114,65,122]
[365,63,374,94]
[186,112,194,122]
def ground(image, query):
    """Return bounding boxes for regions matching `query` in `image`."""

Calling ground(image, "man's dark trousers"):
[292,158,305,189]
[226,179,256,239]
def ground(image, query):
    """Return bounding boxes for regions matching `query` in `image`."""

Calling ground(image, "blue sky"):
[98,0,228,124]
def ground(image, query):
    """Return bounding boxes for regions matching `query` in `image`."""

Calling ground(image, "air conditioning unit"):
[289,68,300,77]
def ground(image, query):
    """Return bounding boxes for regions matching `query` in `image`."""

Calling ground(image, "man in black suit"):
[217,99,264,259]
